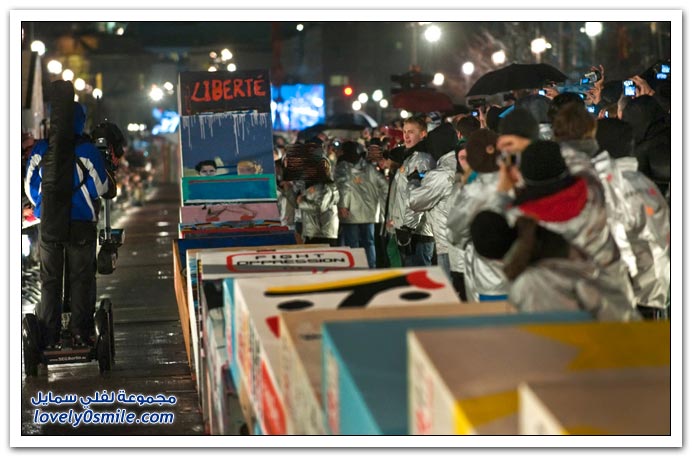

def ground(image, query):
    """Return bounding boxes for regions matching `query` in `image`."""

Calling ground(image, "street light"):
[400,110,410,118]
[583,22,603,63]
[227,63,237,72]
[163,81,174,91]
[424,25,441,43]
[74,78,86,91]
[208,65,217,72]
[47,59,62,74]
[491,50,506,66]
[433,73,445,86]
[531,37,550,63]
[531,37,548,54]
[584,22,603,38]
[116,27,125,36]
[379,99,389,109]
[462,62,475,76]
[30,40,46,56]
[149,86,164,102]
[352,101,362,111]
[221,48,233,61]
[92,89,103,100]
[358,93,369,104]
[62,69,74,81]
[296,23,304,32]
[372,89,383,102]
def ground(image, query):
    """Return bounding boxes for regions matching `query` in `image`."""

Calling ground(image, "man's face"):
[457,149,468,170]
[403,122,426,149]
[199,165,217,176]
[496,135,531,154]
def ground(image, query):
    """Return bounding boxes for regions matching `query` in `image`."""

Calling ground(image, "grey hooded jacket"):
[593,152,671,308]
[334,158,388,224]
[447,171,510,299]
[408,150,457,254]
[509,258,642,322]
[296,182,340,239]
[387,149,436,236]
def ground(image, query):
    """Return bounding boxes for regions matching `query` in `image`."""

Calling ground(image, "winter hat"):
[515,94,551,124]
[596,118,635,159]
[514,140,576,205]
[424,122,458,161]
[466,129,500,173]
[470,210,517,260]
[485,106,504,132]
[547,92,585,122]
[621,95,667,145]
[498,108,539,141]
[340,141,361,164]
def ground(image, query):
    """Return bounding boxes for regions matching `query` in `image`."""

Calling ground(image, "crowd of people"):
[273,65,671,321]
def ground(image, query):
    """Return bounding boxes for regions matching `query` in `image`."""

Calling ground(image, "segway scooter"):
[22,298,114,375]
[22,197,123,376]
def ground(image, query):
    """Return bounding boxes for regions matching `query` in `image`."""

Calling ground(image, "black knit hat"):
[470,210,517,260]
[514,140,575,205]
[466,129,500,173]
[596,118,635,159]
[340,141,361,164]
[498,108,539,140]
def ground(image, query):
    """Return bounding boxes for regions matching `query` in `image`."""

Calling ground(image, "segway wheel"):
[95,308,112,373]
[100,299,115,361]
[22,314,41,377]
[97,333,112,373]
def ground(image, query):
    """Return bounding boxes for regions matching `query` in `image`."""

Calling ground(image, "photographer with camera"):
[24,100,119,350]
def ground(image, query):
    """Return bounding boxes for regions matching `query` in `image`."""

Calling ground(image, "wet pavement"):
[21,183,205,435]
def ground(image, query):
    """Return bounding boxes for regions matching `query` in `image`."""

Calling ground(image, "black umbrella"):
[466,63,568,97]
[296,123,328,142]
[327,112,378,129]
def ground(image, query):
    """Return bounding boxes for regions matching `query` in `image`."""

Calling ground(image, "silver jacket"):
[559,139,599,178]
[463,244,510,300]
[297,182,340,239]
[488,175,635,307]
[334,158,388,224]
[387,150,437,236]
[277,188,296,230]
[408,151,457,254]
[594,152,671,308]
[447,171,509,298]
[509,258,642,322]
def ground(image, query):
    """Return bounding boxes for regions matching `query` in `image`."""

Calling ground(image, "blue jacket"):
[24,105,110,223]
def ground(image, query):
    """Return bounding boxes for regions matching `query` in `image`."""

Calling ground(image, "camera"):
[538,89,547,96]
[586,105,597,114]
[578,93,586,100]
[604,110,610,119]
[471,110,480,117]
[500,150,518,167]
[581,70,602,85]
[332,140,341,148]
[623,79,636,97]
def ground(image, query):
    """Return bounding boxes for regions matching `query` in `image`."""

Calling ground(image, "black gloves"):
[407,168,424,183]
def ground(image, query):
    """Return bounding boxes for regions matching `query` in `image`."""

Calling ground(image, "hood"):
[437,150,458,172]
[560,138,600,159]
[73,102,86,135]
[423,122,458,161]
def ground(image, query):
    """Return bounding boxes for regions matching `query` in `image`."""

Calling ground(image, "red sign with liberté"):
[178,70,271,116]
